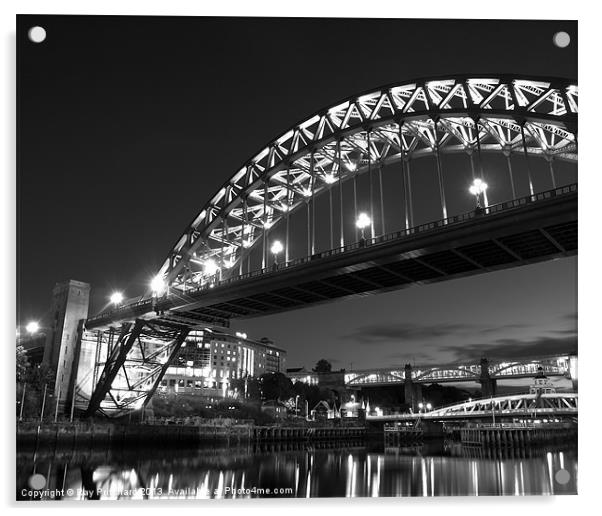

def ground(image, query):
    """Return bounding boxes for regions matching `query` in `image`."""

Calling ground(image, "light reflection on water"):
[17,441,577,499]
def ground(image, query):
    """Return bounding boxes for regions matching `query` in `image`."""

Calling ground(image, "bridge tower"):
[479,357,497,397]
[404,364,423,411]
[42,279,90,411]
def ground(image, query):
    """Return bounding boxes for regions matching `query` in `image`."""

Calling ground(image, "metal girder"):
[156,75,578,292]
[141,328,190,409]
[85,319,191,418]
[84,321,138,417]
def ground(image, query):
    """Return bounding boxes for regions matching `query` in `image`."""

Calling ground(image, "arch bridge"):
[74,75,577,417]
[343,355,572,387]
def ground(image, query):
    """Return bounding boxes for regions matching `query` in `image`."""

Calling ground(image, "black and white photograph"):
[13,10,580,503]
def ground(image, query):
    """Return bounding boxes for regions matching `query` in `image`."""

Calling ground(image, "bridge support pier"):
[479,358,497,397]
[404,364,423,411]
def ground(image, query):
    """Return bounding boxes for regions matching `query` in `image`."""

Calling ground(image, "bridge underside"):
[89,185,575,329]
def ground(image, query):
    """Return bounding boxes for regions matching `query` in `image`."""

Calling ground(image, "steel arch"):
[158,75,578,292]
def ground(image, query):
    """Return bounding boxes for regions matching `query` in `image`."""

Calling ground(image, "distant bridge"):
[289,354,575,388]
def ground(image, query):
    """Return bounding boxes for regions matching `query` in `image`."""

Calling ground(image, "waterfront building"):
[159,329,286,399]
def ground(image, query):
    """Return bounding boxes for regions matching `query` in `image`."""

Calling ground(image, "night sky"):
[17,16,577,373]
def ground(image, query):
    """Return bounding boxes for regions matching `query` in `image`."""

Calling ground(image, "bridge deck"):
[87,184,577,330]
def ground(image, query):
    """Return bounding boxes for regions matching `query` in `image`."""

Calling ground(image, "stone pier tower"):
[43,280,90,410]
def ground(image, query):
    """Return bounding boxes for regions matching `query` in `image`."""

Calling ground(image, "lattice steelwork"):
[157,75,578,293]
[85,320,190,417]
[427,392,578,418]
[368,392,578,421]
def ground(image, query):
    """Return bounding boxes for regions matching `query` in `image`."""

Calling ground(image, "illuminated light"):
[280,203,289,212]
[356,212,371,230]
[186,361,194,367]
[110,291,124,306]
[426,403,432,411]
[242,239,252,248]
[302,188,312,198]
[346,162,357,172]
[263,220,273,229]
[204,259,219,276]
[25,321,40,334]
[469,178,488,196]
[235,331,248,340]
[323,174,337,184]
[418,402,424,409]
[151,275,166,295]
[270,240,284,255]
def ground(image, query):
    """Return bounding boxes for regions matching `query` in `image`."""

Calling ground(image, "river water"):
[17,441,577,500]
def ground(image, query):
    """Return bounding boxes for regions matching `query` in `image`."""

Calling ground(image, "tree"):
[313,359,332,373]
[16,345,30,382]
[260,372,293,401]
[230,375,262,401]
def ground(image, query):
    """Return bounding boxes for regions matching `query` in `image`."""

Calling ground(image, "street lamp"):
[469,178,488,209]
[110,291,124,306]
[150,275,166,296]
[418,402,424,413]
[270,240,284,265]
[204,258,219,277]
[25,321,40,335]
[356,212,371,241]
[426,402,432,411]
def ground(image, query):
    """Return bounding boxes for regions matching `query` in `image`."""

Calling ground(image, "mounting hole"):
[553,31,571,48]
[555,468,571,485]
[28,26,46,43]
[28,473,46,490]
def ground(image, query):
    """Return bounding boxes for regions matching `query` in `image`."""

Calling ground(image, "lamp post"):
[270,240,284,267]
[469,178,488,210]
[356,213,371,243]
[151,275,166,314]
[204,259,219,279]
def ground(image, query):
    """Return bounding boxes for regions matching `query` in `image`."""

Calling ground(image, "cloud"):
[342,321,534,345]
[440,334,578,361]
[342,322,477,344]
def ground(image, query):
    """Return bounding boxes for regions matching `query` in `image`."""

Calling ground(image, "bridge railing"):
[87,183,577,325]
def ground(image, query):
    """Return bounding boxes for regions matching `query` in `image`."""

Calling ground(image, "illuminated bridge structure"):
[290,354,574,388]
[72,75,577,417]
[366,392,578,422]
